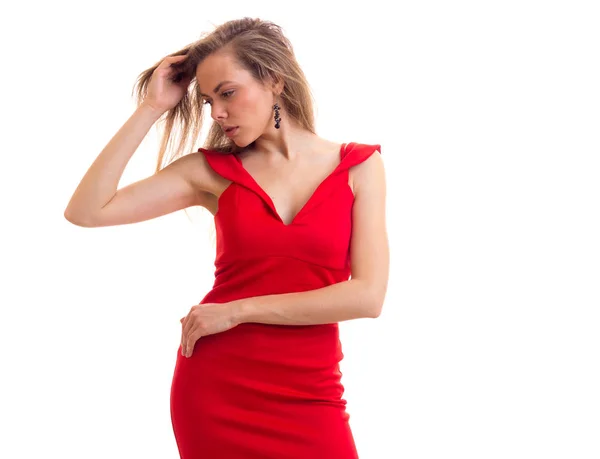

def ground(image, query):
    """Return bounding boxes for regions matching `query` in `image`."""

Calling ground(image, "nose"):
[210,102,227,122]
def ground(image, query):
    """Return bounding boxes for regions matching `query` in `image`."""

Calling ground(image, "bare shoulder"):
[351,145,384,193]
[175,150,229,197]
[352,145,384,190]
[165,151,232,215]
[351,144,383,172]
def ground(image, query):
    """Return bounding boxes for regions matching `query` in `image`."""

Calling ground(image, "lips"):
[223,126,238,132]
[224,126,239,137]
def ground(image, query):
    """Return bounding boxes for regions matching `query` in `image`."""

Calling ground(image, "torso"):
[199,138,356,222]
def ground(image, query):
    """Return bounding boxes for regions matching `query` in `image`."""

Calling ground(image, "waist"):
[177,322,346,403]
[200,259,349,305]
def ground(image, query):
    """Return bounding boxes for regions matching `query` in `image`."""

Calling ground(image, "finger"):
[183,333,188,357]
[165,54,188,62]
[186,334,196,358]
[186,324,203,356]
[182,316,189,338]
[182,314,193,356]
[180,316,186,355]
[182,311,196,338]
[182,314,191,332]
[160,54,188,68]
[185,325,199,357]
[182,319,189,355]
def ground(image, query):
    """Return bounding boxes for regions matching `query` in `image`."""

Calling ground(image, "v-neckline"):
[232,143,348,227]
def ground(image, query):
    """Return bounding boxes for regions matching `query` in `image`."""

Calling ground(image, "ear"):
[270,75,285,95]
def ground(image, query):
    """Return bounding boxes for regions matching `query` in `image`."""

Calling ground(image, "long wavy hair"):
[132,17,317,173]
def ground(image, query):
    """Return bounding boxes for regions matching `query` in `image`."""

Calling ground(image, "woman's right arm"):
[64,103,215,227]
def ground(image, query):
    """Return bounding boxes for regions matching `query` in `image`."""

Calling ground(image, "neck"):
[252,110,316,162]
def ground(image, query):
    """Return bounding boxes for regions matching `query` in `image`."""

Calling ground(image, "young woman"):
[65,17,388,459]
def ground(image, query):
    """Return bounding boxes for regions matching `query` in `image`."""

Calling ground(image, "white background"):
[1,0,599,458]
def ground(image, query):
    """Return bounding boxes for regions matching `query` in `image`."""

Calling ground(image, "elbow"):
[370,300,383,318]
[352,279,385,318]
[366,284,386,318]
[64,208,94,227]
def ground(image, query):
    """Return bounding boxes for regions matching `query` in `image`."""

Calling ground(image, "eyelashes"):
[202,90,235,106]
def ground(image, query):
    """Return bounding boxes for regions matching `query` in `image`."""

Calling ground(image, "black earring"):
[273,103,281,129]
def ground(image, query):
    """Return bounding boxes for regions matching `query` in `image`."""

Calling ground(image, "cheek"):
[236,94,255,115]
[236,92,270,122]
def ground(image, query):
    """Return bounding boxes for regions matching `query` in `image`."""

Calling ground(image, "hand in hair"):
[144,54,192,114]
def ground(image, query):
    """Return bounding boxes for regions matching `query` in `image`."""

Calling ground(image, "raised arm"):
[64,53,218,227]
[64,103,215,227]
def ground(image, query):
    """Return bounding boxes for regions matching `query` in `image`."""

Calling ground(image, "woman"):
[65,17,388,459]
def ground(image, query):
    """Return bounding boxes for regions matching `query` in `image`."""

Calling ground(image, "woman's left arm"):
[231,150,389,326]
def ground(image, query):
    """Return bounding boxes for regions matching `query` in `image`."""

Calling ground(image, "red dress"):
[170,142,381,458]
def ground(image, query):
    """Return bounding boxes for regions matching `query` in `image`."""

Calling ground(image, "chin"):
[231,137,246,147]
[233,134,255,149]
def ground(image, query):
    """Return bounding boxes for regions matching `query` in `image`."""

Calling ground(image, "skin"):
[179,49,388,358]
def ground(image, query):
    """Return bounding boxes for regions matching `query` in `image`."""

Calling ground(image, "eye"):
[202,90,234,106]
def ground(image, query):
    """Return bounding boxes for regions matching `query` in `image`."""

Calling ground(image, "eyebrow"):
[199,80,235,97]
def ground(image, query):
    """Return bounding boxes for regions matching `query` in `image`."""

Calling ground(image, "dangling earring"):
[273,103,281,129]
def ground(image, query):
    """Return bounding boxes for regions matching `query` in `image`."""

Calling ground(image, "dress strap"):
[197,148,239,182]
[338,142,381,172]
[199,147,263,192]
[199,147,277,207]
[199,143,381,184]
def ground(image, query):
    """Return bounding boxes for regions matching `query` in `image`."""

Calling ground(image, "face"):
[195,51,279,147]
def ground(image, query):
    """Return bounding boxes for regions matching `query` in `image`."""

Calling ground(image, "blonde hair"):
[132,17,317,173]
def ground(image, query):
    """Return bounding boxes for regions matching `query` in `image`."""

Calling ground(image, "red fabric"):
[169,142,381,458]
